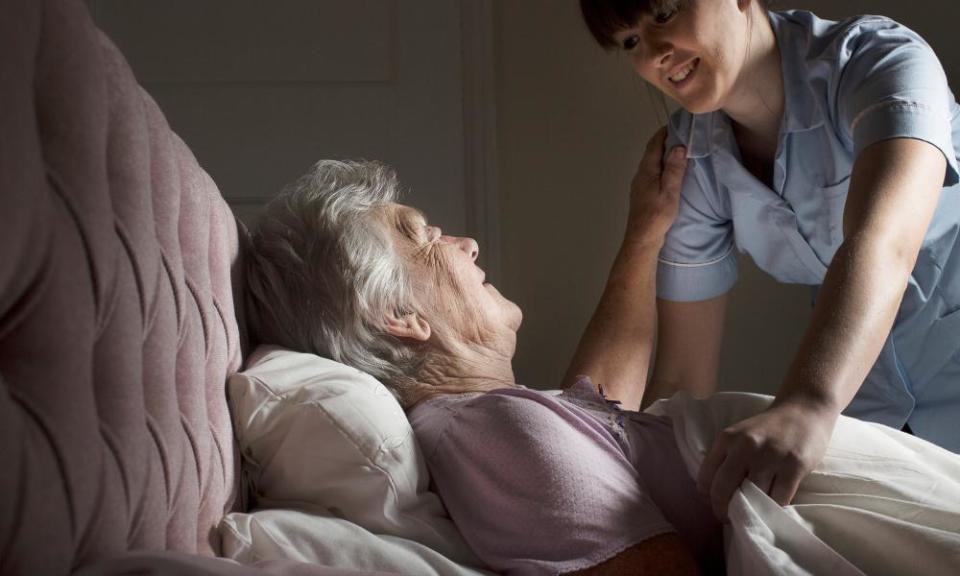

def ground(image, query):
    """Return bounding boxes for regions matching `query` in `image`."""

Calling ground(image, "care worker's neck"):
[723,12,784,145]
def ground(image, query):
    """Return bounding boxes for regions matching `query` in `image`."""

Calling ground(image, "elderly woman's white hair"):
[245,159,424,404]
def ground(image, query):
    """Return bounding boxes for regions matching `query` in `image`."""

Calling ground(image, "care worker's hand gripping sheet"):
[647,392,960,576]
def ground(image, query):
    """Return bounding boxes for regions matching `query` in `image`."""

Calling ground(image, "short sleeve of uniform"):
[836,17,959,185]
[417,392,674,576]
[656,119,738,302]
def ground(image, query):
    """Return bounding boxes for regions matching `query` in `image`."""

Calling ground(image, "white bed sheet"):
[649,392,960,576]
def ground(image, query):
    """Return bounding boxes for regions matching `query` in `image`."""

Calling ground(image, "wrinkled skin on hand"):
[626,127,687,246]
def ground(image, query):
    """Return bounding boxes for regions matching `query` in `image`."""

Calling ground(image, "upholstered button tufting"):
[0,0,245,572]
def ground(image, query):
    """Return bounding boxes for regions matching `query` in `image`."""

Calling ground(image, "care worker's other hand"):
[626,126,687,246]
[697,398,839,521]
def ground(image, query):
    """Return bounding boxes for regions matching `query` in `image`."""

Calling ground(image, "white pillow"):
[221,508,492,576]
[226,346,480,566]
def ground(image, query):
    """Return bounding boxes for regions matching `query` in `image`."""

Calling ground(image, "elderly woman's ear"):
[383,310,432,342]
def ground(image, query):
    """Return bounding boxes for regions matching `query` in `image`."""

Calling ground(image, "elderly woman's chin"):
[491,284,523,332]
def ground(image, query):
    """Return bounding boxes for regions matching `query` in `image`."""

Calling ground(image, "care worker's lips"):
[667,57,700,89]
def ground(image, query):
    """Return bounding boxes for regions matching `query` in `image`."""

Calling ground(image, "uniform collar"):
[685,114,722,158]
[684,10,824,159]
[769,10,824,133]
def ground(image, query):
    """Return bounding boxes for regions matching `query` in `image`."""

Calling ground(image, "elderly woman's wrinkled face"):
[384,203,522,347]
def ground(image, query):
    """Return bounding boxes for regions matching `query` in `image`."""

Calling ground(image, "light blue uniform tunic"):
[660,11,960,452]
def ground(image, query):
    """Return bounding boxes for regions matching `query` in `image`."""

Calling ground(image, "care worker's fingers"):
[747,467,776,497]
[768,458,806,506]
[698,401,836,520]
[697,431,729,497]
[707,447,750,521]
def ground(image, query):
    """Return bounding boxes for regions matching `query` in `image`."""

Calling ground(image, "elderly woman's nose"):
[444,235,479,260]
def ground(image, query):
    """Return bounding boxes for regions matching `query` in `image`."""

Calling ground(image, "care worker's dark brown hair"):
[580,0,772,50]
[580,0,684,49]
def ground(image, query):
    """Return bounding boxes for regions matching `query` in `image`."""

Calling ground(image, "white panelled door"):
[89,0,498,276]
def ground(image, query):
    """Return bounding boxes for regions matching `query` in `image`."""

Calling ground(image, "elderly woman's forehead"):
[382,204,429,229]
[395,203,426,221]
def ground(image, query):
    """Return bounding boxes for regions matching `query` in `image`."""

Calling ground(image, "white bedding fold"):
[648,392,960,576]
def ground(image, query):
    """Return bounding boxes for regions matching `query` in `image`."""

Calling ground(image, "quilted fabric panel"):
[0,0,244,573]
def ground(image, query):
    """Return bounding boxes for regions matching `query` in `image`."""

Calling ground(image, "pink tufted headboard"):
[0,2,409,575]
[0,0,250,572]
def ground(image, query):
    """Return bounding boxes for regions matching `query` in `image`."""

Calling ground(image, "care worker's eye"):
[621,35,640,51]
[650,0,680,24]
[653,7,678,24]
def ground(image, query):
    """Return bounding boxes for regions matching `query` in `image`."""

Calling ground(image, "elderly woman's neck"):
[417,340,517,392]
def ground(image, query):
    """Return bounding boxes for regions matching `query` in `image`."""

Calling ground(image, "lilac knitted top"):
[409,379,722,575]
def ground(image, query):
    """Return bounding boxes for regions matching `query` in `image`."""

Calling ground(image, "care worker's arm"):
[644,294,728,408]
[699,137,946,519]
[563,128,687,411]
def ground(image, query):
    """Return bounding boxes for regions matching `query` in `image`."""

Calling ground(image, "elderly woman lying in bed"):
[245,133,960,576]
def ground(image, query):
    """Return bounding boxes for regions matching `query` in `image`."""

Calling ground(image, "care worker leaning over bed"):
[580,0,960,516]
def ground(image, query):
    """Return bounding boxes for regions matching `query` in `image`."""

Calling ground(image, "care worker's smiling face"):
[613,0,755,114]
[383,203,522,350]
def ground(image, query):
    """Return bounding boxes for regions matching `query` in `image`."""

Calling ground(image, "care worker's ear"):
[383,309,432,342]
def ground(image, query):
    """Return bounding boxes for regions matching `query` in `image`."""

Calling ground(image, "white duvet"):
[648,392,960,576]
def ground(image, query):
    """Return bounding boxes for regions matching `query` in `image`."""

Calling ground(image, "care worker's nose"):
[634,36,673,72]
[444,235,479,261]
